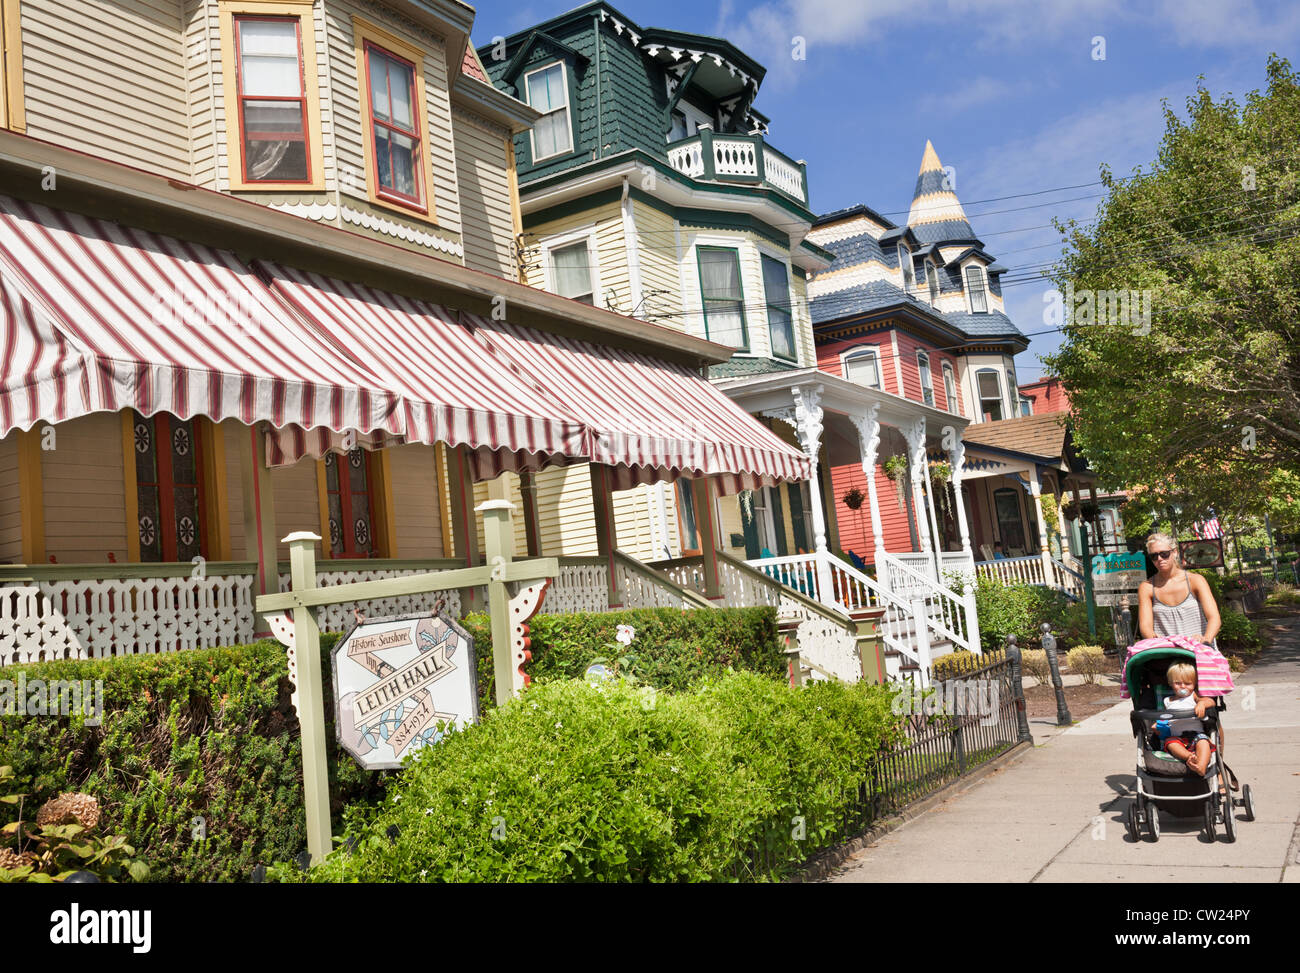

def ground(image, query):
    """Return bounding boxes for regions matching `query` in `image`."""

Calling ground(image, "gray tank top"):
[1151,578,1216,649]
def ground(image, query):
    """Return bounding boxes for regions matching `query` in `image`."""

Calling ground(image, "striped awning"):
[0,195,810,488]
[0,195,403,445]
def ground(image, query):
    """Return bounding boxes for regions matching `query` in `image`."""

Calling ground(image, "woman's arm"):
[1137,581,1155,639]
[1189,572,1221,645]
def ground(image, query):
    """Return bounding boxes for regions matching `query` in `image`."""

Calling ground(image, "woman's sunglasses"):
[1151,550,1175,561]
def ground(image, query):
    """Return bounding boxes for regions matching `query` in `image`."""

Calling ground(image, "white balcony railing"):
[665,130,807,203]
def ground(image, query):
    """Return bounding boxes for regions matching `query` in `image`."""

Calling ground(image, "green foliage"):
[1193,568,1227,605]
[305,672,904,883]
[1217,605,1263,657]
[1065,646,1108,685]
[0,634,386,883]
[1044,55,1300,521]
[972,575,1072,652]
[1019,650,1052,684]
[462,607,786,709]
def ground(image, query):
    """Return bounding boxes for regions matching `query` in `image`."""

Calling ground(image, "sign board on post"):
[333,612,478,771]
[1180,538,1224,569]
[1091,550,1147,607]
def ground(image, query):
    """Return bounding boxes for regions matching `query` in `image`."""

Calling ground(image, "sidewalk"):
[828,613,1300,883]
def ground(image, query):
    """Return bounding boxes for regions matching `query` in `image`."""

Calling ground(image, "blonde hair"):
[1167,662,1197,685]
[1146,532,1178,562]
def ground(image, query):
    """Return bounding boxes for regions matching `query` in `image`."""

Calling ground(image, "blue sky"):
[468,0,1300,380]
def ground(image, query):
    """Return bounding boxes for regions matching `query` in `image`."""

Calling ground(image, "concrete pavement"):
[828,612,1300,883]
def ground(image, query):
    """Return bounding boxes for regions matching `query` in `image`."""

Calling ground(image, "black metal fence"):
[736,651,1029,880]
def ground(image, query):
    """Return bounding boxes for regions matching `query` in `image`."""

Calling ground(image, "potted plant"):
[928,460,952,514]
[841,487,865,511]
[883,454,909,511]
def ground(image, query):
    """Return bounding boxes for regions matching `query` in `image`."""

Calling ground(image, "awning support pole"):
[590,464,621,607]
[691,476,723,601]
[448,445,484,611]
[518,470,543,557]
[240,424,280,638]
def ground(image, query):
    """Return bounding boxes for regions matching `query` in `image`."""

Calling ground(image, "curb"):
[791,738,1037,883]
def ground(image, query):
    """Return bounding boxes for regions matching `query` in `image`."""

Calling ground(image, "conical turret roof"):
[907,140,980,246]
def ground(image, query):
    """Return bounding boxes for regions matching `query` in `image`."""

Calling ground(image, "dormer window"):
[899,245,914,292]
[927,261,939,304]
[525,62,572,160]
[965,264,989,313]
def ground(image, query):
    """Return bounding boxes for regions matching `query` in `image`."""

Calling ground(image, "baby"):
[1153,662,1214,775]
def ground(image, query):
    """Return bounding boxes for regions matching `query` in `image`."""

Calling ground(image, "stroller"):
[1122,636,1256,842]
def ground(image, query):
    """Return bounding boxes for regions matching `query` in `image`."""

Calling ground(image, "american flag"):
[1195,514,1223,539]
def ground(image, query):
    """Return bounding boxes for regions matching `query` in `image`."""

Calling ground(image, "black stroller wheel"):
[1144,804,1160,842]
[1222,790,1237,842]
[1126,804,1141,841]
[1203,799,1217,841]
[1242,784,1256,821]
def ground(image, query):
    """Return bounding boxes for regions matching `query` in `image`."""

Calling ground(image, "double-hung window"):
[233,17,310,183]
[843,347,882,389]
[965,265,989,313]
[927,260,940,304]
[365,42,423,206]
[761,254,795,360]
[525,63,572,160]
[977,369,1004,421]
[917,351,934,406]
[549,240,595,304]
[942,362,957,412]
[697,247,747,349]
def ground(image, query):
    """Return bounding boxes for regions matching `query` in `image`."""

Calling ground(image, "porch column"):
[921,439,944,566]
[690,475,723,601]
[762,384,830,603]
[904,417,935,577]
[517,470,543,557]
[948,435,973,558]
[1029,468,1054,587]
[1088,480,1101,548]
[589,463,621,606]
[447,445,484,611]
[849,404,887,570]
[237,423,279,637]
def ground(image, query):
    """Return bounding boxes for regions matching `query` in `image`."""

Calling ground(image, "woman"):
[1136,532,1221,647]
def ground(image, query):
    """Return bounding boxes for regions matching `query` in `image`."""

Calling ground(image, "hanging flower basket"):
[841,487,865,511]
[883,454,909,511]
[928,460,952,515]
[1062,500,1081,521]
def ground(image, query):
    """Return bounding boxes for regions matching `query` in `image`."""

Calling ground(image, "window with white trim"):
[899,244,914,292]
[942,362,957,412]
[548,239,595,304]
[965,264,989,313]
[927,260,939,304]
[524,62,572,160]
[917,351,934,406]
[761,254,795,361]
[843,347,882,389]
[977,368,1004,421]
[697,246,747,349]
[1020,395,1034,416]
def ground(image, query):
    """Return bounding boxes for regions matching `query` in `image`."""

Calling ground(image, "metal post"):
[1264,514,1279,581]
[1005,634,1033,743]
[284,531,332,865]
[1080,528,1097,639]
[1041,622,1072,726]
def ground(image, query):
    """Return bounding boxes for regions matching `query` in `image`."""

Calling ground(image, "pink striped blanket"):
[1121,636,1235,697]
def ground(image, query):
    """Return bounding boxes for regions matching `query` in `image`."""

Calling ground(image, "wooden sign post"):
[256,500,557,865]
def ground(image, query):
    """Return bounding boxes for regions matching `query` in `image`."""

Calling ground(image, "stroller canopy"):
[1122,636,1235,700]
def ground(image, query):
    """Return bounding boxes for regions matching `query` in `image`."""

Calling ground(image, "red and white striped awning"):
[0,195,403,445]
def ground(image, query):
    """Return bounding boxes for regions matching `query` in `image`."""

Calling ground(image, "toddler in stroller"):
[1122,636,1255,842]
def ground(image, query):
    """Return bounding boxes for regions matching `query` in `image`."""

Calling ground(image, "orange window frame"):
[232,14,312,186]
[362,39,425,210]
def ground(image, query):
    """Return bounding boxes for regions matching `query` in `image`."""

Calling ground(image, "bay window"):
[549,240,595,304]
[917,351,934,406]
[697,247,747,349]
[761,254,795,360]
[965,264,989,313]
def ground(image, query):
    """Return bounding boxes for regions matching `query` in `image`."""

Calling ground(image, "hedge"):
[305,672,904,883]
[461,606,787,708]
[0,634,385,883]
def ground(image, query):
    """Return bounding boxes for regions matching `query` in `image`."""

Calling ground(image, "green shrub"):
[1019,649,1051,684]
[1065,646,1107,685]
[462,606,786,708]
[306,672,903,883]
[1194,569,1226,606]
[0,634,388,883]
[931,648,1006,681]
[1217,606,1262,657]
[973,576,1071,652]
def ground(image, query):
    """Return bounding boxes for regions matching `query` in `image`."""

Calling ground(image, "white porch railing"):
[974,555,1084,598]
[878,552,979,655]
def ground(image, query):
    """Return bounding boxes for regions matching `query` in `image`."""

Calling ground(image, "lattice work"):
[537,563,610,615]
[717,560,781,610]
[796,615,863,683]
[0,576,256,667]
[613,563,691,610]
[277,570,462,634]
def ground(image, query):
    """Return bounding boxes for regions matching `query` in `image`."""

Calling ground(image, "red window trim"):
[136,413,208,563]
[362,39,427,213]
[327,450,380,559]
[233,14,312,186]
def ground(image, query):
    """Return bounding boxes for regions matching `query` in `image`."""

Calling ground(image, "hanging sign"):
[1179,538,1224,569]
[1091,550,1146,605]
[332,612,479,771]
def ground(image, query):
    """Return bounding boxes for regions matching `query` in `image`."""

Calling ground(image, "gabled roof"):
[815,203,898,230]
[498,29,590,87]
[907,140,980,247]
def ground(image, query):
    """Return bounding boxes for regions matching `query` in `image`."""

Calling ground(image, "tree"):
[1044,55,1300,523]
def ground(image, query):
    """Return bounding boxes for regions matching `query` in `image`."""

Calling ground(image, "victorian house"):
[0,0,834,675]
